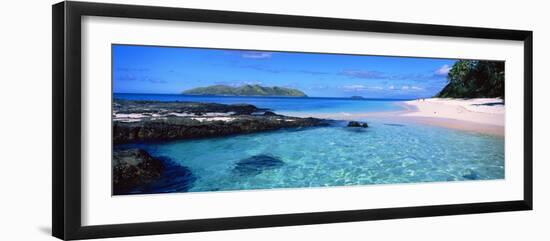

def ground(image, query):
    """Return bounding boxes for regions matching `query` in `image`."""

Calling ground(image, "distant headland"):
[182,84,307,97]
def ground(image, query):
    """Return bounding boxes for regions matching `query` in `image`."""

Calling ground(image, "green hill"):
[436,60,505,100]
[182,84,307,97]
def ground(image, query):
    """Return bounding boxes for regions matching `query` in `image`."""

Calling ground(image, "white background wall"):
[0,0,547,240]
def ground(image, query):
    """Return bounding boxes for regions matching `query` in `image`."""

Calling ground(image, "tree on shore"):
[436,60,505,100]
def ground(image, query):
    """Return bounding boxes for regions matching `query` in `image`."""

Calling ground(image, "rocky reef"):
[112,148,195,195]
[112,148,164,194]
[114,99,261,116]
[347,121,369,128]
[113,99,331,144]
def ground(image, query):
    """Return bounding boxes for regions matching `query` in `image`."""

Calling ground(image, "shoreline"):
[282,98,505,137]
[398,98,504,136]
[114,97,505,137]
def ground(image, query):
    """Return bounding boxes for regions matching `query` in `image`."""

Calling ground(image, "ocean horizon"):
[114,92,417,101]
[114,93,412,114]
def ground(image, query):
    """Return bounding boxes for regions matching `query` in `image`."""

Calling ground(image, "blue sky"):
[113,45,456,98]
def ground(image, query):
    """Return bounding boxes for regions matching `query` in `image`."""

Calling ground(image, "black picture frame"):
[52,1,533,240]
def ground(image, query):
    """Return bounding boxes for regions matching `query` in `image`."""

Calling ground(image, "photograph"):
[111,44,505,195]
[0,0,540,240]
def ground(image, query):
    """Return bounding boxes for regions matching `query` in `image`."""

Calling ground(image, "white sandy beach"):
[400,98,504,136]
[402,98,504,125]
[286,98,505,136]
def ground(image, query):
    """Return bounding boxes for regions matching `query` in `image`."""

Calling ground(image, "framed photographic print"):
[52,1,533,240]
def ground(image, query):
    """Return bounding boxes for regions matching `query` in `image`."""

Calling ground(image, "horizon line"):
[113,92,421,100]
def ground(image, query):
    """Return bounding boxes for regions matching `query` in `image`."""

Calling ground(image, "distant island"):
[350,96,366,100]
[182,84,307,97]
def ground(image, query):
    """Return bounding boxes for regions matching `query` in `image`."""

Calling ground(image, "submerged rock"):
[347,121,369,128]
[139,158,195,194]
[462,169,480,180]
[234,155,285,176]
[112,148,164,194]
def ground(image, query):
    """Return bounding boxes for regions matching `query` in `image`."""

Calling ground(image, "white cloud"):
[399,85,423,91]
[343,84,366,89]
[214,80,263,87]
[341,70,386,79]
[435,64,452,76]
[342,85,366,91]
[241,51,272,59]
[341,85,385,92]
[343,84,420,92]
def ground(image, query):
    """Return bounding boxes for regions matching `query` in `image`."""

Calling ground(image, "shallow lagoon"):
[128,119,504,193]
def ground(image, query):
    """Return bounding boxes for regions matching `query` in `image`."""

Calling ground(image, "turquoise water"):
[114,93,405,114]
[128,120,504,193]
[114,94,504,194]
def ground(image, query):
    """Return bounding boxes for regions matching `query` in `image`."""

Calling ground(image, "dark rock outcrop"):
[113,148,196,195]
[113,100,331,144]
[113,116,327,144]
[233,155,285,176]
[347,121,369,128]
[113,148,164,194]
[262,111,278,116]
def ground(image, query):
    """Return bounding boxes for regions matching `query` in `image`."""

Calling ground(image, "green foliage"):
[436,60,505,100]
[183,84,307,97]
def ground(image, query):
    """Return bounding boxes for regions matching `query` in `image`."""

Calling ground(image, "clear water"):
[114,93,504,193]
[125,120,504,193]
[114,93,405,114]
